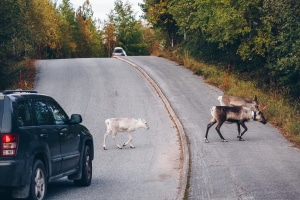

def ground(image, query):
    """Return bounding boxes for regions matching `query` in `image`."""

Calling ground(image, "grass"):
[153,49,300,148]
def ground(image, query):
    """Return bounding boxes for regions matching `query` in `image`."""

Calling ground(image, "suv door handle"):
[39,133,48,138]
[56,127,68,132]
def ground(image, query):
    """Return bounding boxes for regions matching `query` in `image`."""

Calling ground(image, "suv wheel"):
[29,160,47,200]
[74,145,92,186]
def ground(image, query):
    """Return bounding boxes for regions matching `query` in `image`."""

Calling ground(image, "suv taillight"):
[1,134,18,156]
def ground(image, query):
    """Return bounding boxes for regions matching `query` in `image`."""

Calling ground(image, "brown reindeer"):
[205,106,267,143]
[218,95,259,111]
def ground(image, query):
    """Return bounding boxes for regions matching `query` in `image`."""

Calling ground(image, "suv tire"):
[29,160,47,200]
[74,145,92,186]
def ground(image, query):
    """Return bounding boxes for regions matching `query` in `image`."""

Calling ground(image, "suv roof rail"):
[2,90,38,95]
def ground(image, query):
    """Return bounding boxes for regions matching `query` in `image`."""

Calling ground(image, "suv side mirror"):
[70,114,82,124]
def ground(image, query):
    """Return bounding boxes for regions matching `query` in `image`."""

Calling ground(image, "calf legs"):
[103,130,136,150]
[103,130,123,150]
[123,132,135,148]
[103,131,109,150]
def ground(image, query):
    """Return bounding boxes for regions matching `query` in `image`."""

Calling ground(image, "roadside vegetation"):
[154,49,300,147]
[142,0,300,147]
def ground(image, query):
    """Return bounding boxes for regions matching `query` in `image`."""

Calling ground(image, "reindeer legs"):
[215,122,228,142]
[237,122,248,141]
[205,119,228,143]
[123,132,135,148]
[236,122,245,141]
[205,119,216,143]
[103,130,110,150]
[111,131,123,149]
[103,130,123,149]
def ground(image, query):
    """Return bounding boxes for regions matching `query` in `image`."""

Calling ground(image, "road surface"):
[35,58,182,200]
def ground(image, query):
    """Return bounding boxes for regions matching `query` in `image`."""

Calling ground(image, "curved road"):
[122,56,300,200]
[34,56,300,200]
[35,58,181,200]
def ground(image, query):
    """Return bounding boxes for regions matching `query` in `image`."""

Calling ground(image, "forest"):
[1,0,299,100]
[141,0,300,99]
[0,0,154,89]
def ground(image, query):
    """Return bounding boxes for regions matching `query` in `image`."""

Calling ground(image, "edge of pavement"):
[116,56,189,200]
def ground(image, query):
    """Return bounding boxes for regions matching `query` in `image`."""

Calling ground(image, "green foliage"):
[143,0,300,99]
[141,0,181,46]
[74,1,103,57]
[1,0,154,89]
[0,0,28,89]
[107,0,150,55]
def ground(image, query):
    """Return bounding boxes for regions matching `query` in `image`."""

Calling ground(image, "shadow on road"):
[0,179,77,200]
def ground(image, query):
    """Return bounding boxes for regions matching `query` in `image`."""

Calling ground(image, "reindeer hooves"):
[103,147,107,150]
[204,138,209,143]
[222,139,228,142]
[237,136,245,141]
[123,143,135,149]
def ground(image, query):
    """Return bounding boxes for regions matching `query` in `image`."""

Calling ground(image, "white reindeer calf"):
[103,118,149,150]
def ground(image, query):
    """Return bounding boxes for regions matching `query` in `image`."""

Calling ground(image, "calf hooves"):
[130,146,135,149]
[204,138,209,143]
[103,147,107,150]
[239,138,245,141]
[222,139,228,142]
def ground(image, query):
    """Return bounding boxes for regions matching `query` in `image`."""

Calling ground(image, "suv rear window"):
[16,101,33,127]
[114,49,123,53]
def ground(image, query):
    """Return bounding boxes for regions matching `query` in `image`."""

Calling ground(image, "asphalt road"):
[34,58,182,200]
[122,56,300,200]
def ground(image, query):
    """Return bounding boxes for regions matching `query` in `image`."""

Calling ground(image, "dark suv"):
[0,90,94,200]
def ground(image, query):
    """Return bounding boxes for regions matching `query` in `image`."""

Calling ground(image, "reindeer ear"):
[261,106,267,111]
[254,95,258,101]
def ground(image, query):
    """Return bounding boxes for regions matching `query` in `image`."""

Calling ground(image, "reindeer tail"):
[105,119,110,126]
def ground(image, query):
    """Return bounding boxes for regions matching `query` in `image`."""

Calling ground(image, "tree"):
[141,0,180,47]
[0,0,28,61]
[0,0,27,89]
[142,0,300,98]
[57,0,77,58]
[25,0,62,59]
[103,16,117,57]
[109,0,149,55]
[74,0,103,57]
[260,0,300,97]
